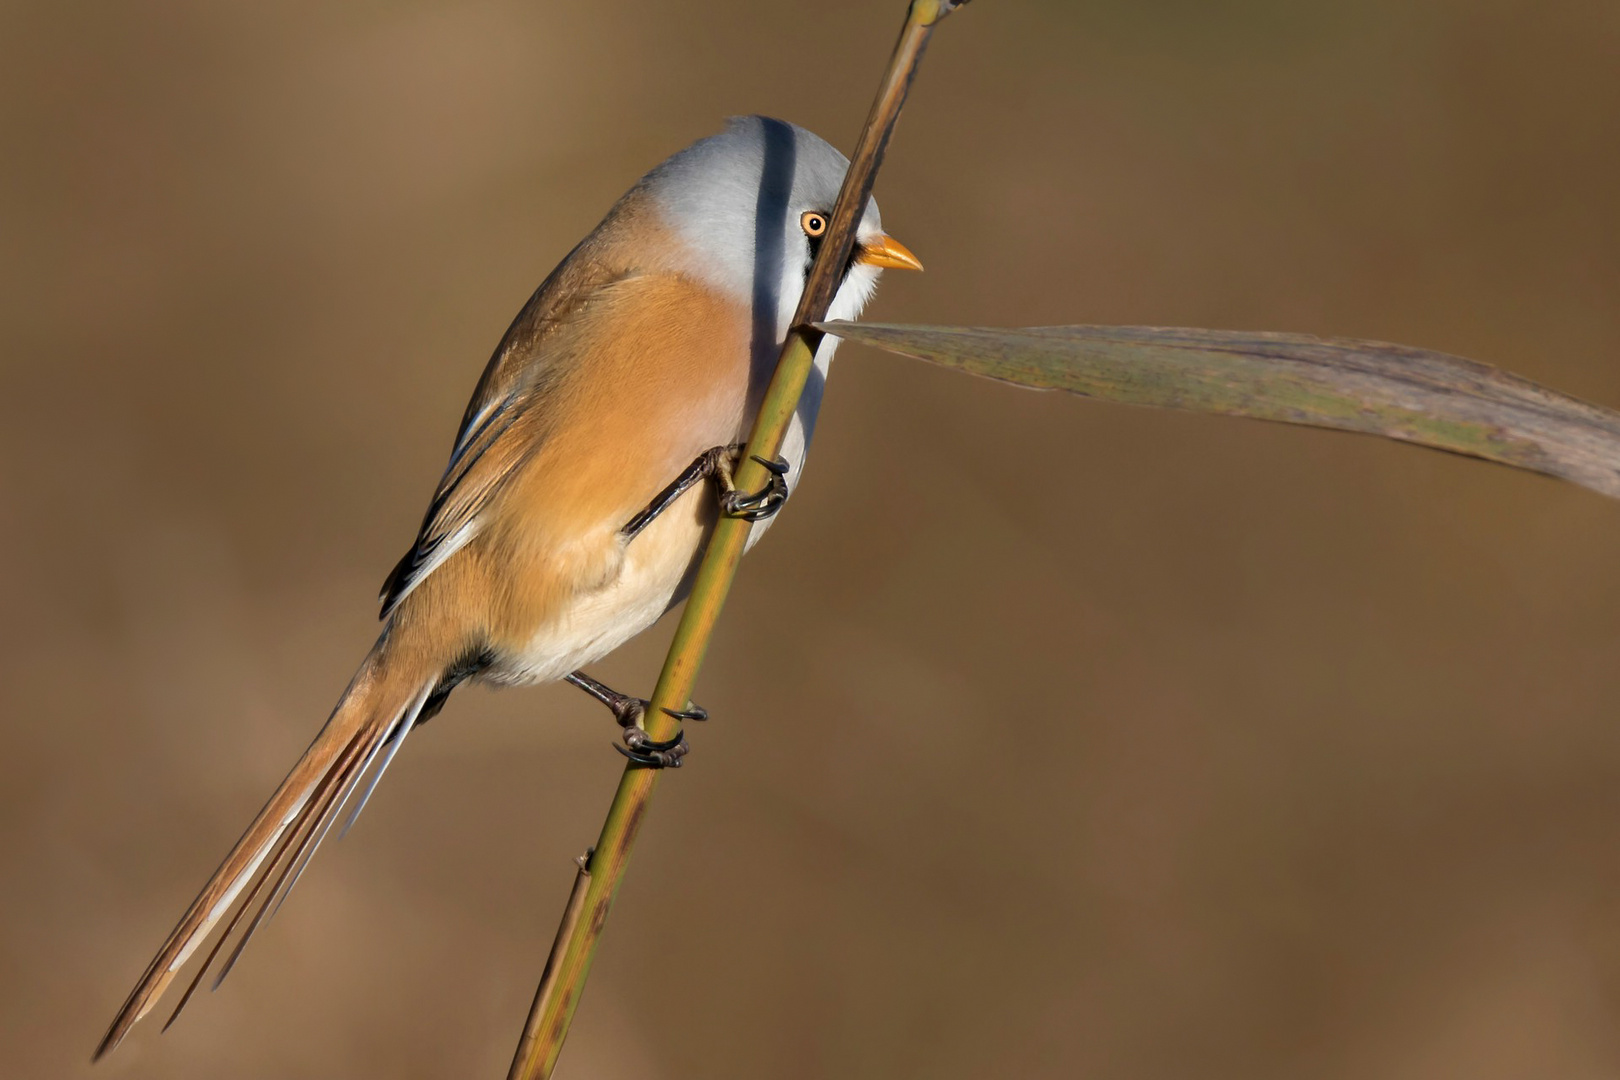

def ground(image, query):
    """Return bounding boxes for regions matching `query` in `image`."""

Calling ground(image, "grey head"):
[638,116,912,339]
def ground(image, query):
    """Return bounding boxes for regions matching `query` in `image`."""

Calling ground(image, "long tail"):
[94,638,439,1060]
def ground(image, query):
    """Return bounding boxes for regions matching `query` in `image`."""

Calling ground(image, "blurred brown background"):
[4,1,1620,1077]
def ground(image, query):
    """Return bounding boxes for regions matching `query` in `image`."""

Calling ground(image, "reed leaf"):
[817,322,1620,499]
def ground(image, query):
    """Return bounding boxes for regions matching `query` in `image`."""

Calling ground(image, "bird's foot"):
[565,671,707,769]
[615,725,690,769]
[711,446,789,521]
[620,444,789,539]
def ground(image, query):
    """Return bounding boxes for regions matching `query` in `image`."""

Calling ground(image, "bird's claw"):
[609,699,702,768]
[612,702,703,767]
[615,727,689,768]
[564,671,705,769]
[719,453,790,521]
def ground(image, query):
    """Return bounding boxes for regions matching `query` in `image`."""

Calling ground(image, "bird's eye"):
[800,211,828,237]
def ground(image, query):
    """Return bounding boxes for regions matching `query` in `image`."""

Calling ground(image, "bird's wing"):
[378,242,632,616]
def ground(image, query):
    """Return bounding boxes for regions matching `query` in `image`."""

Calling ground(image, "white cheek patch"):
[827,262,882,324]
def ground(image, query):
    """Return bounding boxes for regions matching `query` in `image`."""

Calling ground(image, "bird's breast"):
[473,269,791,682]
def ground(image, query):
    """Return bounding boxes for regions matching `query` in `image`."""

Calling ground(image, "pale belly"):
[478,480,709,686]
[478,345,827,688]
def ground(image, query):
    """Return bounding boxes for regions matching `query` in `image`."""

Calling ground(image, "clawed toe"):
[718,453,790,521]
[614,728,689,769]
[621,445,791,538]
[566,670,706,769]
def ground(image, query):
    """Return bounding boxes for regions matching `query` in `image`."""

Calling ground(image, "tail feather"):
[207,717,392,993]
[94,648,436,1060]
[341,690,428,841]
[254,682,431,938]
[159,724,372,1032]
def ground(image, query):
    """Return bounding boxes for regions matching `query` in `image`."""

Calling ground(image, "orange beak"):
[855,233,924,272]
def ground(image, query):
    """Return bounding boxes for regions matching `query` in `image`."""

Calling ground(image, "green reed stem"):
[505,3,968,1077]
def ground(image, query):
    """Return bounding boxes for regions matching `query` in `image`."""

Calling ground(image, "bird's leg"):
[619,449,724,540]
[564,670,707,769]
[619,445,790,539]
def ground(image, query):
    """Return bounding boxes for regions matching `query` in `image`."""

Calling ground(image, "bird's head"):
[641,115,921,337]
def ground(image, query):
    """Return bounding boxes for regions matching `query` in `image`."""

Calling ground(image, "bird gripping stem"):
[507,3,968,1077]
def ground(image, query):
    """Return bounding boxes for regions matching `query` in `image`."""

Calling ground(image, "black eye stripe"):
[802,233,862,286]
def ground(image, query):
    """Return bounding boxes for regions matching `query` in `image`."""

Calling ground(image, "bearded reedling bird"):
[95,115,920,1058]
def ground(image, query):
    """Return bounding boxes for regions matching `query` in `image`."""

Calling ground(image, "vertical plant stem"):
[506,3,967,1077]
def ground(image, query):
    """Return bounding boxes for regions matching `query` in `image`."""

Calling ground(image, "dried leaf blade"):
[818,322,1620,499]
